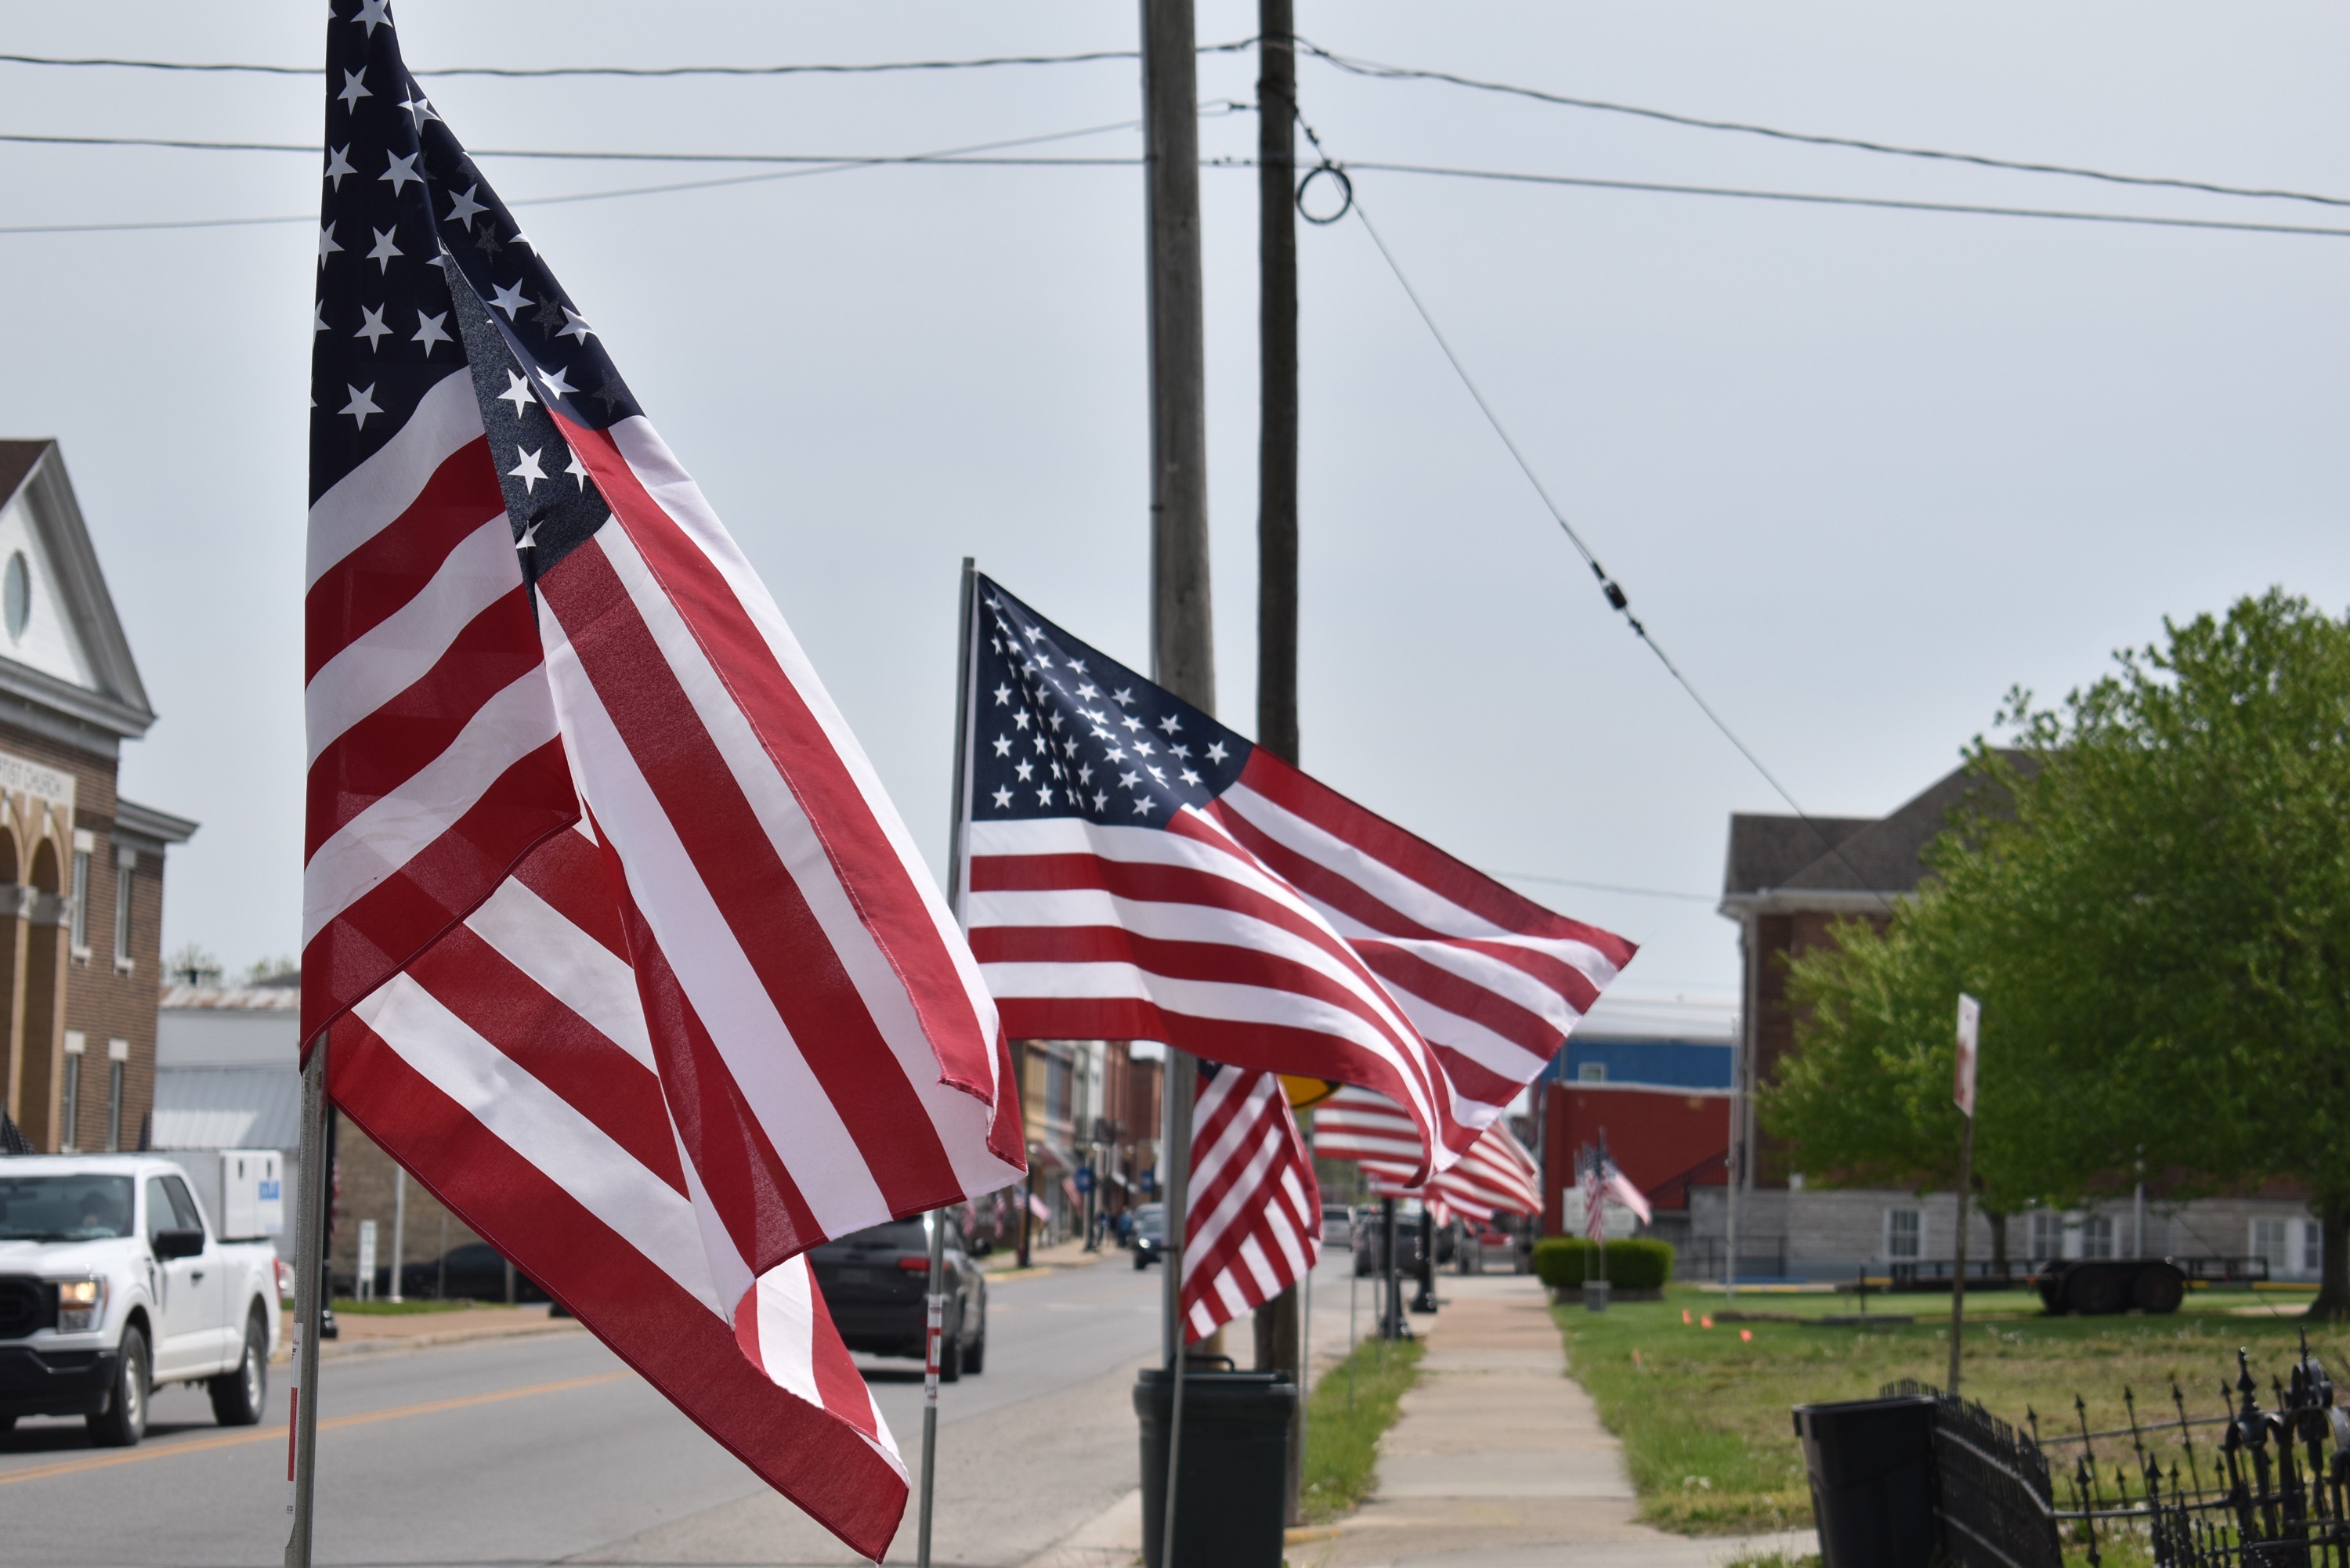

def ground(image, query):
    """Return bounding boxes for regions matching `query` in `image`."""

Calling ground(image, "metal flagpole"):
[1159,1049,1198,1568]
[920,556,981,1567]
[284,1035,330,1568]
[1947,994,1981,1396]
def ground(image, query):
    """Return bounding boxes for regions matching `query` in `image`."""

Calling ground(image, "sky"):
[0,2,2344,1003]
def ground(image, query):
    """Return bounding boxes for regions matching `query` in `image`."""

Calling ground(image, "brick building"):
[0,441,194,1154]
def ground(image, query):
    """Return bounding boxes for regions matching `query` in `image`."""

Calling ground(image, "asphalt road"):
[0,1253,1166,1568]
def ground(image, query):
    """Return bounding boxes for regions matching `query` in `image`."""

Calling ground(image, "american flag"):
[304,5,1020,1555]
[1180,1066,1320,1344]
[1315,1085,1539,1223]
[1575,1140,1651,1241]
[960,576,1635,1183]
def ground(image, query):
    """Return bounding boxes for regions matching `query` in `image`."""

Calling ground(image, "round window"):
[2,553,27,641]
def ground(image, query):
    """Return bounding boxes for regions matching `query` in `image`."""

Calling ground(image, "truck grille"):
[0,1277,54,1339]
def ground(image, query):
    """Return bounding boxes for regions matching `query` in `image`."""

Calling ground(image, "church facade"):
[0,440,193,1152]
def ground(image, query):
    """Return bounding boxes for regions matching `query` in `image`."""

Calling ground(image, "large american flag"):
[304,5,1020,1555]
[960,575,1635,1183]
[1180,1066,1319,1344]
[1314,1084,1539,1223]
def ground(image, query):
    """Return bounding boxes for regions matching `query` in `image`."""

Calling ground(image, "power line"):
[1493,871,1715,905]
[0,39,1257,79]
[1298,39,2350,212]
[1297,116,1893,908]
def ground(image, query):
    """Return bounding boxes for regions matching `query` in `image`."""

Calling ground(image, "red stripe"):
[1428,1042,1522,1116]
[560,417,996,1100]
[324,1021,906,1560]
[304,588,546,856]
[1233,750,1638,966]
[537,540,964,1227]
[1351,940,1571,1060]
[510,822,631,963]
[300,737,579,1042]
[305,435,505,681]
[404,923,686,1195]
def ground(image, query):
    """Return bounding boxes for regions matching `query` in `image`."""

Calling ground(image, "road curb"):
[270,1319,588,1363]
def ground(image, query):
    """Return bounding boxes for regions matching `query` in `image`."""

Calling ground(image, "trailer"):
[2032,1255,2269,1315]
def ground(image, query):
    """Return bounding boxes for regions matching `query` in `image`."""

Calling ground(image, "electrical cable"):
[1296,113,1893,908]
[1494,871,1716,904]
[1296,38,2350,212]
[0,38,1257,79]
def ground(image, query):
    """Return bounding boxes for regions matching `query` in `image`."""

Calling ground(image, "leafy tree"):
[1765,591,2350,1318]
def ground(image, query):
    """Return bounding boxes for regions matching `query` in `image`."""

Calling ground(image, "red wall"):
[1542,1082,1731,1237]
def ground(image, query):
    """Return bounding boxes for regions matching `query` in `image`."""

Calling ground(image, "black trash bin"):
[1133,1368,1296,1568]
[1791,1394,1939,1568]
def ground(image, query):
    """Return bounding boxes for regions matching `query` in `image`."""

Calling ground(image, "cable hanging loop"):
[1296,161,1354,224]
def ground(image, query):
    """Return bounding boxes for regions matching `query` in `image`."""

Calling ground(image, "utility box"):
[218,1150,285,1241]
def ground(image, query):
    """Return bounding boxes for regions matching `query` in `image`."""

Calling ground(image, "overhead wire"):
[1494,872,1716,905]
[0,39,1257,79]
[1296,38,2350,211]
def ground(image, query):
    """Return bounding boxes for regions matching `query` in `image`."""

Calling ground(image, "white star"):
[323,145,355,188]
[508,446,548,493]
[563,450,591,489]
[1024,625,1045,643]
[1038,786,1058,807]
[1206,742,1230,764]
[317,222,342,268]
[444,186,490,228]
[488,279,533,320]
[514,517,540,549]
[992,685,1011,706]
[982,596,1000,610]
[1063,739,1079,757]
[1122,716,1144,734]
[353,305,391,349]
[1076,684,1099,701]
[398,91,439,128]
[1092,791,1108,811]
[991,786,1014,809]
[352,0,393,34]
[1033,736,1048,756]
[1120,771,1141,789]
[313,300,328,334]
[1112,688,1134,706]
[366,226,403,273]
[379,151,421,196]
[412,309,451,355]
[1158,714,1182,735]
[1133,740,1155,757]
[340,384,381,428]
[533,363,576,399]
[1014,761,1034,782]
[1047,713,1064,732]
[991,735,1012,759]
[1131,797,1155,816]
[1180,768,1202,786]
[1077,764,1094,785]
[1012,711,1031,732]
[557,307,595,343]
[1068,659,1089,676]
[509,229,533,251]
[1105,746,1126,764]
[497,370,537,416]
[1036,652,1054,670]
[1170,743,1191,759]
[336,69,371,112]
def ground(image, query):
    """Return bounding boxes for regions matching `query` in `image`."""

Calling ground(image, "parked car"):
[1130,1204,1166,1270]
[1321,1203,1354,1246]
[381,1242,548,1304]
[0,1156,280,1446]
[808,1217,987,1380]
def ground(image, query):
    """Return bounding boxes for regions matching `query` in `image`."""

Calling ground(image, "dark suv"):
[808,1218,988,1380]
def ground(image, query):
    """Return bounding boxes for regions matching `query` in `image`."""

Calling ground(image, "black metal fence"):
[1886,1338,2350,1566]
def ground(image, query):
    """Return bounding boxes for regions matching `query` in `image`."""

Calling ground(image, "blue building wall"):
[1549,1038,1733,1091]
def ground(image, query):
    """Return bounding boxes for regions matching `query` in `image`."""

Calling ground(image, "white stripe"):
[606,417,1003,1078]
[539,596,891,1238]
[1357,933,1593,1048]
[306,518,526,764]
[464,876,657,1072]
[302,670,561,946]
[306,371,486,588]
[350,972,721,1314]
[1358,975,1549,1108]
[594,525,1018,1199]
[752,1259,825,1407]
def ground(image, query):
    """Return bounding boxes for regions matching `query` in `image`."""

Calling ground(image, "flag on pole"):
[957,575,1636,1183]
[1954,992,1981,1118]
[1315,1085,1540,1223]
[304,5,1022,1555]
[1179,1065,1320,1343]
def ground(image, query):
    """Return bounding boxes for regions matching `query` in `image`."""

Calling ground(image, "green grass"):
[1301,1336,1425,1523]
[328,1297,476,1315]
[1560,1284,2350,1538]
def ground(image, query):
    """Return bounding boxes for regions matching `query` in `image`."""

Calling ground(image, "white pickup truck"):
[0,1155,281,1446]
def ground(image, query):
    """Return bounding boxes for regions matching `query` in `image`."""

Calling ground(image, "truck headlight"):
[55,1277,106,1332]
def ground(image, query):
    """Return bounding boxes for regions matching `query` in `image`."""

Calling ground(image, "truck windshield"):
[0,1175,136,1241]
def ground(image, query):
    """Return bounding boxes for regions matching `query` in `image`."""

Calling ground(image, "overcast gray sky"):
[2,2,2344,1002]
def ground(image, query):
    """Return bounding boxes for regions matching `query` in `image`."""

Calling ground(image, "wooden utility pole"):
[1250,0,1307,1530]
[1141,3,1214,1563]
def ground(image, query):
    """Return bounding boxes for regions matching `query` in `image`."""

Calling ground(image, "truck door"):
[146,1176,224,1377]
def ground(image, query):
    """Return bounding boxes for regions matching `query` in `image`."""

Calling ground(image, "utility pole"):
[1141,3,1214,1563]
[1251,0,1307,1530]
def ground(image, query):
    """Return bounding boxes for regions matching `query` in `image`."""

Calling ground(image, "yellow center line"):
[0,1369,634,1487]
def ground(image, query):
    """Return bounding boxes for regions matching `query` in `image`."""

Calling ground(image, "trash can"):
[1133,1367,1297,1568]
[1791,1395,1939,1568]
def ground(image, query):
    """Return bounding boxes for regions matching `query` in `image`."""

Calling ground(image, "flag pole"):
[1947,994,1981,1396]
[920,556,980,1568]
[284,1034,330,1568]
[1159,1047,1198,1568]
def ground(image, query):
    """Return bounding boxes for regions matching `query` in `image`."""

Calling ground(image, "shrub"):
[1533,1237,1674,1292]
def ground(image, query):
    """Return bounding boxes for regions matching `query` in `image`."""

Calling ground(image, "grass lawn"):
[1560,1282,2345,1541]
[327,1297,476,1315]
[1301,1336,1425,1524]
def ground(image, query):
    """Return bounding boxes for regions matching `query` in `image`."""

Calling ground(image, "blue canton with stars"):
[311,0,641,586]
[970,576,1253,826]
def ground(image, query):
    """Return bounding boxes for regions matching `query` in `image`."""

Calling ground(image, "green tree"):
[1765,591,2350,1318]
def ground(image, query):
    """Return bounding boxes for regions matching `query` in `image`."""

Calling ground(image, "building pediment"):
[0,443,155,742]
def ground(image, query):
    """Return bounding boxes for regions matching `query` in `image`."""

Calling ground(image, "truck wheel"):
[2132,1265,2186,1315]
[2068,1266,2126,1316]
[964,1321,986,1376]
[938,1316,964,1384]
[209,1313,268,1426]
[87,1327,149,1448]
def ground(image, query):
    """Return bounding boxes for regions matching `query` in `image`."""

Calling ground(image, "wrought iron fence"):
[1882,1379,2064,1568]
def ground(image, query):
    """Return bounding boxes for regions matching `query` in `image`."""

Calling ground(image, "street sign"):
[1074,1167,1094,1194]
[356,1218,378,1303]
[1954,993,1981,1118]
